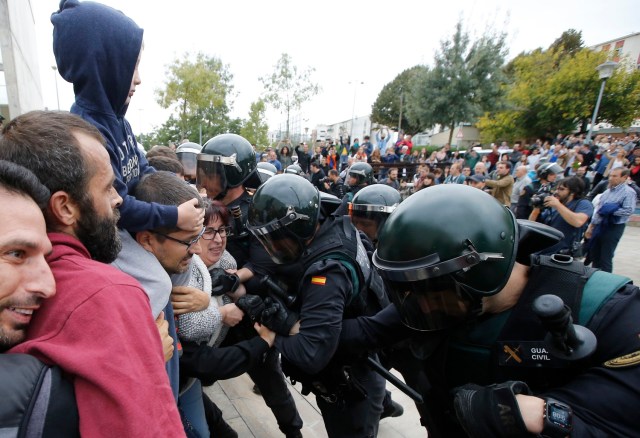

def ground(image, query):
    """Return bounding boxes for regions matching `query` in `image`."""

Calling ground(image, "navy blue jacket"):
[52,0,177,232]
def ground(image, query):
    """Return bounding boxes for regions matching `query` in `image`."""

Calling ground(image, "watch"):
[541,397,573,438]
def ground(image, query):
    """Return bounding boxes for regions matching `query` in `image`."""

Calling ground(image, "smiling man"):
[0,111,184,437]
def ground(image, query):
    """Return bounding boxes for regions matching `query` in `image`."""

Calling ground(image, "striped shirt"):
[591,183,637,225]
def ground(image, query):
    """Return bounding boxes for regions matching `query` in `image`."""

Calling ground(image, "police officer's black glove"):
[260,297,299,336]
[452,380,531,438]
[209,268,240,296]
[236,294,265,322]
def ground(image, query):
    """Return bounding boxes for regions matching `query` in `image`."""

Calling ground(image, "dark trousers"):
[316,363,385,438]
[248,348,303,436]
[590,223,626,273]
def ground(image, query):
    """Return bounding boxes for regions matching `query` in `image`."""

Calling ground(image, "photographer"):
[538,176,594,256]
[527,162,563,222]
[322,169,345,198]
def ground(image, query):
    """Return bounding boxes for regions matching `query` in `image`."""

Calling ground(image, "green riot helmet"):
[248,174,321,264]
[176,142,202,183]
[197,133,260,200]
[257,162,278,184]
[285,164,304,176]
[373,184,517,331]
[348,162,375,187]
[350,184,400,245]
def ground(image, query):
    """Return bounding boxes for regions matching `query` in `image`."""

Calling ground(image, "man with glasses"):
[537,176,593,257]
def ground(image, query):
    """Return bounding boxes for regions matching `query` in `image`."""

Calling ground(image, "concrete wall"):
[0,0,43,120]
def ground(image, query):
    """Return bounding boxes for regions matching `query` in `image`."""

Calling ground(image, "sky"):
[32,0,637,139]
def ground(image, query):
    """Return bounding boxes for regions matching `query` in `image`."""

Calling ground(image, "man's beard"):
[76,197,122,263]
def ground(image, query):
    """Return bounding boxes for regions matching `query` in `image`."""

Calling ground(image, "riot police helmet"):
[257,161,278,184]
[197,133,260,199]
[285,164,305,176]
[536,162,563,181]
[373,184,518,331]
[350,184,400,245]
[348,162,375,187]
[247,174,321,264]
[175,141,201,182]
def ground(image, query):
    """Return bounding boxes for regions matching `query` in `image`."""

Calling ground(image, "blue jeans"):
[179,380,208,438]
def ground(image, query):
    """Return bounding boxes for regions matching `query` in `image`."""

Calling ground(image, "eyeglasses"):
[151,227,206,252]
[202,226,230,240]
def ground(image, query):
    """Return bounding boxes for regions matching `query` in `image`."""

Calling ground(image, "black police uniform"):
[341,256,640,437]
[222,190,304,437]
[273,215,386,438]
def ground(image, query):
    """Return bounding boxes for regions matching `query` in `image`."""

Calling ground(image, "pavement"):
[205,225,639,437]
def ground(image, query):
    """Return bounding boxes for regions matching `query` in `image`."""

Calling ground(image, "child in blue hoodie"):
[51,0,204,421]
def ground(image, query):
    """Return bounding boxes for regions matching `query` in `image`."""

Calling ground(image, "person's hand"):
[543,195,561,210]
[254,322,276,347]
[260,297,299,336]
[171,286,209,315]
[585,226,593,239]
[176,198,204,232]
[219,303,244,327]
[452,381,531,437]
[236,294,265,322]
[155,311,174,362]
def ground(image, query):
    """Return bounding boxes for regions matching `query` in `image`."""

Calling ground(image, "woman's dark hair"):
[204,199,230,227]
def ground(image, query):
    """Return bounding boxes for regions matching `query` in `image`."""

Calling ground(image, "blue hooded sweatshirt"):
[51,0,178,232]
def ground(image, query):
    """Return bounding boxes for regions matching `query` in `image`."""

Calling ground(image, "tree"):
[240,99,269,147]
[260,53,319,140]
[156,52,235,140]
[477,42,640,142]
[549,29,584,57]
[370,66,426,135]
[406,21,508,144]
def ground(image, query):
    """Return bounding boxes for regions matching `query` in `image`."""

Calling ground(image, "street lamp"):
[51,66,60,110]
[585,60,618,144]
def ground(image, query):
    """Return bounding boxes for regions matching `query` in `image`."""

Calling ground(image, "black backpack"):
[0,354,79,437]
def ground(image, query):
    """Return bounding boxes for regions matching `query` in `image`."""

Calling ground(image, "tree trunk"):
[448,123,455,145]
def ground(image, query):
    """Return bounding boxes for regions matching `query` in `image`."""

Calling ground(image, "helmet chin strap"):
[214,186,228,201]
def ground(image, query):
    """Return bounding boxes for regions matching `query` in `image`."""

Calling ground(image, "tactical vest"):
[297,215,388,318]
[0,354,79,437]
[445,255,630,390]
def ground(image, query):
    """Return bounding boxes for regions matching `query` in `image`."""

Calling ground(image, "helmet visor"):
[250,226,303,264]
[197,159,229,199]
[385,276,473,331]
[177,152,198,179]
[247,206,310,264]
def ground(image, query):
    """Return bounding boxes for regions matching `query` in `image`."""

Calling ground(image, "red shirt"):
[11,233,184,437]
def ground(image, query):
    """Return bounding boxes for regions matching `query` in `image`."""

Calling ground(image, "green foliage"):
[549,29,584,56]
[406,21,508,143]
[370,66,425,135]
[155,52,235,140]
[260,53,320,139]
[240,99,269,147]
[479,42,640,142]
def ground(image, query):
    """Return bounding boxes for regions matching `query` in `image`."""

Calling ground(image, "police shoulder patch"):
[604,350,640,368]
[311,276,327,286]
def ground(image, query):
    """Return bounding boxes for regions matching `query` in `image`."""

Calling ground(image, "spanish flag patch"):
[311,276,327,286]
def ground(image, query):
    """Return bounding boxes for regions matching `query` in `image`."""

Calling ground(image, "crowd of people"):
[1,2,639,438]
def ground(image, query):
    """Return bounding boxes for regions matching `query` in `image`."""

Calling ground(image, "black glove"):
[260,297,299,336]
[209,268,240,296]
[452,380,531,438]
[236,294,265,322]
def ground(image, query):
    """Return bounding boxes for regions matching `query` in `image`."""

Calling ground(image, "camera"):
[320,177,330,184]
[530,186,553,209]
